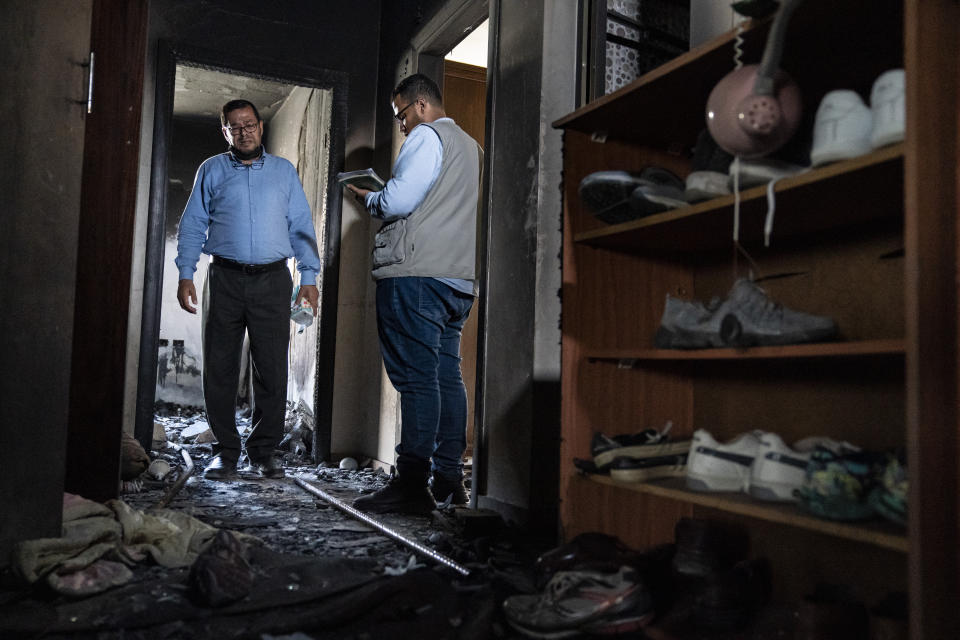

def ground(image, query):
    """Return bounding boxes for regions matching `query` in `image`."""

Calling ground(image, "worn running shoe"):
[714,279,838,347]
[534,533,641,588]
[653,295,722,349]
[592,422,691,470]
[503,566,653,638]
[578,170,648,224]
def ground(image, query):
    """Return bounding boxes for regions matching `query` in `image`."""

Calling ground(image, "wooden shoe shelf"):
[553,1,958,637]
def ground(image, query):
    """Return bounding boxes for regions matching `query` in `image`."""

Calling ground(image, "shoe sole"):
[352,501,436,516]
[610,464,686,483]
[594,440,692,468]
[581,611,655,635]
[653,326,715,349]
[748,481,798,501]
[203,472,238,481]
[686,470,748,493]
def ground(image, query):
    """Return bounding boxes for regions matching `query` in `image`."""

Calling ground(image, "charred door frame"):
[134,41,347,462]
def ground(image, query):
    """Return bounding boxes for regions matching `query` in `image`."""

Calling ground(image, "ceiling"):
[174,64,297,120]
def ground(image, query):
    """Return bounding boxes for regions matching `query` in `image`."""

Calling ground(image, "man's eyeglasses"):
[224,122,259,135]
[394,100,418,123]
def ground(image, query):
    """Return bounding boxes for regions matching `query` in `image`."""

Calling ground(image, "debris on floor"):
[0,404,552,639]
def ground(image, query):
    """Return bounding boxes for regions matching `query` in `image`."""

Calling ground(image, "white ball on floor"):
[339,457,358,470]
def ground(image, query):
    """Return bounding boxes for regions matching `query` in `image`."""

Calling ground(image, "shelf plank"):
[585,339,905,362]
[574,145,904,253]
[587,475,909,553]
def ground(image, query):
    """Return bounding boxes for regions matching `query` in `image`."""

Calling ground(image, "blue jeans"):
[376,277,474,480]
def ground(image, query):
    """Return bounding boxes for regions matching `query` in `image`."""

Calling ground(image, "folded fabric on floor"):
[12,492,260,596]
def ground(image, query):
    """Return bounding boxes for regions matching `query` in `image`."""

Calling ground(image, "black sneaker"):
[430,472,468,506]
[353,475,437,515]
[591,422,691,470]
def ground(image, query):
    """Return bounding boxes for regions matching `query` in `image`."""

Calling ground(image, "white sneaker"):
[686,429,762,492]
[810,89,873,167]
[749,433,855,502]
[870,68,905,149]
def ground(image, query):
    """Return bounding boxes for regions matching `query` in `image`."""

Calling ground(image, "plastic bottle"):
[290,286,314,328]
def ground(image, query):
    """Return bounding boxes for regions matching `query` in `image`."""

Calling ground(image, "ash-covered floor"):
[0,406,552,640]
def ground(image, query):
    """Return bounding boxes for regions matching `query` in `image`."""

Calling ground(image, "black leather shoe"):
[203,454,238,480]
[251,455,285,479]
[353,476,436,515]
[430,472,468,506]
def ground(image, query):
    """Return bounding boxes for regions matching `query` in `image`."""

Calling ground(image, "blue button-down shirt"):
[176,150,321,285]
[364,119,474,295]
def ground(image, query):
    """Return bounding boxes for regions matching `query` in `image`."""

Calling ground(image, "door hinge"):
[74,51,94,114]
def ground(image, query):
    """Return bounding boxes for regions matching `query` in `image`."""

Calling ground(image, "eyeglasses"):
[394,100,418,123]
[224,122,259,135]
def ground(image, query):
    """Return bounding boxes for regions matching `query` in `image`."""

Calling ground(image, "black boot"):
[353,471,436,515]
[430,471,468,506]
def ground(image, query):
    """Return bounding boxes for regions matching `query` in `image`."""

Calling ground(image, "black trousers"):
[202,263,292,461]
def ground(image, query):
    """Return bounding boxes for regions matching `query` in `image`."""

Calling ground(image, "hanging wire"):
[729,18,759,282]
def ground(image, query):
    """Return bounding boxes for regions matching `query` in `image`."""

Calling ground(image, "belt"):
[212,256,287,274]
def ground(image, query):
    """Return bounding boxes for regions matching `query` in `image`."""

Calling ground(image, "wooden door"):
[0,0,93,560]
[442,60,486,457]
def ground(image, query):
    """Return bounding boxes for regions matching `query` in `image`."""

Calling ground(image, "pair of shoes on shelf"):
[686,429,857,501]
[579,168,687,224]
[811,68,905,167]
[654,278,839,349]
[353,472,437,515]
[684,129,808,200]
[589,422,691,483]
[503,565,654,639]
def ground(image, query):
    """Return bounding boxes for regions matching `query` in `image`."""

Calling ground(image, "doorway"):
[135,43,347,462]
[442,20,488,460]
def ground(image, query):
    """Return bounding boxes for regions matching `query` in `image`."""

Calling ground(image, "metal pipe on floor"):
[293,476,471,577]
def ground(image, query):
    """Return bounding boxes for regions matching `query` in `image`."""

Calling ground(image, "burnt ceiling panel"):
[174,64,296,120]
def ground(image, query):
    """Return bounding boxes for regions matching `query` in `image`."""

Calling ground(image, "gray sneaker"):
[714,279,838,347]
[502,566,653,637]
[655,279,837,349]
[654,294,722,349]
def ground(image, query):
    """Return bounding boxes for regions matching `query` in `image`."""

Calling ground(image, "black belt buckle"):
[242,263,262,275]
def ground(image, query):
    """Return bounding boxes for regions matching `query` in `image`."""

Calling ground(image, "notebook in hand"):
[336,168,385,192]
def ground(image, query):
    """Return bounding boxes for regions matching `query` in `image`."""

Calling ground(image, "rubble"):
[0,405,551,639]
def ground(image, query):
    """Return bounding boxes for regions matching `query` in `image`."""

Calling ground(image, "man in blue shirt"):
[176,99,321,480]
[346,74,482,514]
